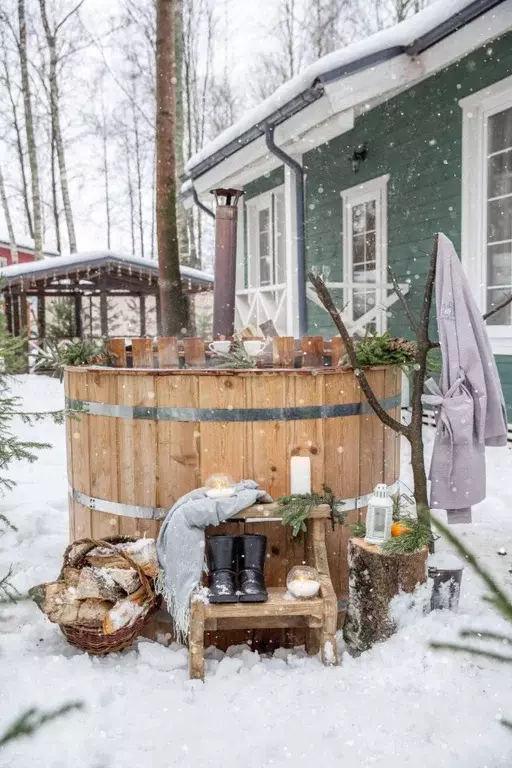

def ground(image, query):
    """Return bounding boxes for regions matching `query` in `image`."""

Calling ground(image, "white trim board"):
[460,74,512,355]
[341,174,389,334]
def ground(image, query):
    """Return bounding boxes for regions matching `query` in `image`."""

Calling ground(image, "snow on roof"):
[185,0,491,175]
[0,250,213,285]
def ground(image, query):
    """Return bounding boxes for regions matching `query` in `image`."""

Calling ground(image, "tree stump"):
[343,537,428,652]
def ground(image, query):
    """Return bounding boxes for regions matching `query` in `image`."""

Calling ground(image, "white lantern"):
[365,484,393,546]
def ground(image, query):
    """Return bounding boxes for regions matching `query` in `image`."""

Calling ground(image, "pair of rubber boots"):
[208,534,268,603]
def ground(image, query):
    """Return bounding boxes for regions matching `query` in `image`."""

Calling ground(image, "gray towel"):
[155,480,270,641]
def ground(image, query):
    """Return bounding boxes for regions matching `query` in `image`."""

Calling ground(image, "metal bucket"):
[428,566,464,611]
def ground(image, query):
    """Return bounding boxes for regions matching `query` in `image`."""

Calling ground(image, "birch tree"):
[0,162,18,262]
[18,0,43,258]
[38,0,83,253]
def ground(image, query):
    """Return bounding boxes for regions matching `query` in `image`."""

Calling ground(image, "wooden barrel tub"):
[64,363,401,646]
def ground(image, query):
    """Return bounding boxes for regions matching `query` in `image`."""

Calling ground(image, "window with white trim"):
[0,257,7,267]
[341,175,389,333]
[246,187,286,288]
[461,76,512,353]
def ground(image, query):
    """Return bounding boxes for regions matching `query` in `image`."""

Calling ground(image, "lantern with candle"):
[286,565,320,599]
[364,483,393,546]
[205,474,236,499]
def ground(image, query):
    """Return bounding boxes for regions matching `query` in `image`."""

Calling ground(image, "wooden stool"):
[189,503,339,680]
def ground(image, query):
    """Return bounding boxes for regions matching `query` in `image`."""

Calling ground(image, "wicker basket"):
[58,536,157,655]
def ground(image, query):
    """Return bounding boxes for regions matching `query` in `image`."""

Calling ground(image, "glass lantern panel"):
[373,508,386,535]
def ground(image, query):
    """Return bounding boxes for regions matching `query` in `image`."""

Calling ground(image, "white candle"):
[206,487,235,499]
[290,456,311,495]
[287,579,320,599]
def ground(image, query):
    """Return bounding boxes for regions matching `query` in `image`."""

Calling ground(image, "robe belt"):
[421,375,470,486]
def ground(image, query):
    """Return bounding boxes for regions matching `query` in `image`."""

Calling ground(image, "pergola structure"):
[0,251,213,341]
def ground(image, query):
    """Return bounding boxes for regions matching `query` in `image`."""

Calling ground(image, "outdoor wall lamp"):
[350,143,368,172]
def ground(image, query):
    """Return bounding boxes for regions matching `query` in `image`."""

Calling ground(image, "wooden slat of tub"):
[330,337,344,367]
[272,337,295,368]
[359,368,386,519]
[323,370,361,607]
[301,336,324,367]
[198,374,247,484]
[384,366,401,488]
[107,338,127,368]
[87,371,120,539]
[156,374,200,510]
[132,338,154,368]
[68,370,92,540]
[157,337,179,368]
[286,372,325,492]
[64,370,75,538]
[117,373,158,539]
[183,338,206,368]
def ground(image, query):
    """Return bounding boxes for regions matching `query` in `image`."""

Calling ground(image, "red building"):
[0,239,59,267]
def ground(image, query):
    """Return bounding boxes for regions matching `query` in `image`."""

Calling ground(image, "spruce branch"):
[429,642,512,664]
[0,702,83,749]
[308,272,408,437]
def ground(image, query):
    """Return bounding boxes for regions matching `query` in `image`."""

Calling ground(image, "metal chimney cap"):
[211,188,244,207]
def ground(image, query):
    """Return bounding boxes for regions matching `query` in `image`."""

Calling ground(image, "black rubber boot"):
[238,534,268,603]
[207,535,238,603]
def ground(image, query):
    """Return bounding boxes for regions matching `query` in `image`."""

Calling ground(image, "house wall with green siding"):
[301,29,512,420]
[237,31,512,420]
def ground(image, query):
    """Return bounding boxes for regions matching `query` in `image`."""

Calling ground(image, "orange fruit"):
[391,521,412,537]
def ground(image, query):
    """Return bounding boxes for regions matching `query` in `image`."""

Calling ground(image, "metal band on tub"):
[69,481,400,521]
[65,393,401,422]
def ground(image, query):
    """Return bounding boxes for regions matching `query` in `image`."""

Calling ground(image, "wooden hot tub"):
[64,344,401,629]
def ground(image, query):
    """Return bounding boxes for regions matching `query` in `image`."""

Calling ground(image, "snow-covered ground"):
[0,375,511,768]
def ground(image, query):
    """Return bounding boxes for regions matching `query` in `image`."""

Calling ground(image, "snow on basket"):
[29,536,157,654]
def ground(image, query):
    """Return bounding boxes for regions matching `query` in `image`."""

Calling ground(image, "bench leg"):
[189,600,205,681]
[305,622,320,657]
[320,596,339,666]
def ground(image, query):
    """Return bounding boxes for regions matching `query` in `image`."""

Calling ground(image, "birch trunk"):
[50,129,62,253]
[38,0,77,253]
[18,0,43,259]
[1,53,33,238]
[0,164,18,263]
[156,0,187,335]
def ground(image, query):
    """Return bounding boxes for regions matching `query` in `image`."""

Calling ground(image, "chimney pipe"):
[211,188,243,339]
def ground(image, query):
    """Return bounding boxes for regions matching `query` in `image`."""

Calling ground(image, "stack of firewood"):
[31,539,158,636]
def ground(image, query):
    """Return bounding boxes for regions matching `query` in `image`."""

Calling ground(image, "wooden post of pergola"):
[100,278,108,338]
[4,296,13,334]
[12,295,20,337]
[74,292,82,339]
[37,290,46,341]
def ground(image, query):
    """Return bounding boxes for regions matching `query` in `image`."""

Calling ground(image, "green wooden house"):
[182,0,512,425]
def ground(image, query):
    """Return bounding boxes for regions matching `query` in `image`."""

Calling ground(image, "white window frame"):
[461,75,512,355]
[0,257,7,267]
[246,186,286,289]
[341,174,389,334]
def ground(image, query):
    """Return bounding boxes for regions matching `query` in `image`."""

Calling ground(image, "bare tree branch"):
[308,271,408,436]
[483,293,512,322]
[387,265,418,333]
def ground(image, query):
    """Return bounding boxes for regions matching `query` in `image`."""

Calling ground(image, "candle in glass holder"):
[290,456,311,495]
[286,566,320,598]
[205,474,235,499]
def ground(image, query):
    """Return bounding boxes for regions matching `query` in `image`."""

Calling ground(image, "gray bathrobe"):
[422,233,508,523]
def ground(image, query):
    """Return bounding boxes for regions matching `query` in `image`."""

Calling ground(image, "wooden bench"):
[189,503,339,680]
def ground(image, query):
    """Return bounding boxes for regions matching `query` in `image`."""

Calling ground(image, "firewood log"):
[86,540,158,578]
[62,567,81,587]
[76,598,113,628]
[103,586,148,635]
[29,581,80,625]
[105,567,141,594]
[75,567,125,601]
